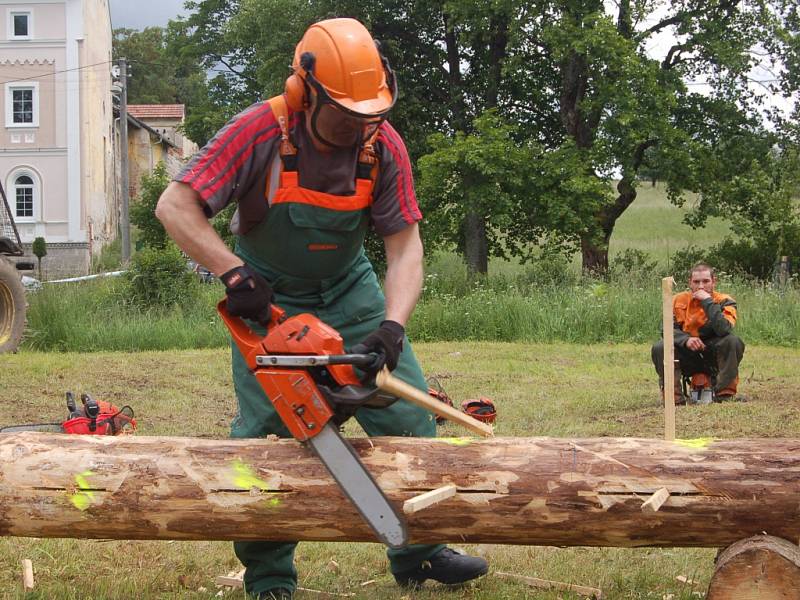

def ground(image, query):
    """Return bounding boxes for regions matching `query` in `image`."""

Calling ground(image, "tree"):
[31,236,46,280]
[167,1,799,274]
[113,27,208,142]
[130,163,171,250]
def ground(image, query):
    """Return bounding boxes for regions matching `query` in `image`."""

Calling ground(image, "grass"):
[21,273,800,351]
[1,342,799,599]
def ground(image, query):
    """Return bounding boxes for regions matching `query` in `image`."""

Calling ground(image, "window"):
[8,11,31,40]
[12,89,33,123]
[5,82,39,127]
[8,169,38,222]
[14,175,33,218]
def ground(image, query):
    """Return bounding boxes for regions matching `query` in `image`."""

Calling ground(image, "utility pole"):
[118,57,130,263]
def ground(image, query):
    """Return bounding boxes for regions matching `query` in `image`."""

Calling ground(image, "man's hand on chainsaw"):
[351,320,405,379]
[220,264,273,326]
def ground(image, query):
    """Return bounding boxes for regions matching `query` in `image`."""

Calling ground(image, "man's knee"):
[651,340,664,363]
[715,334,745,355]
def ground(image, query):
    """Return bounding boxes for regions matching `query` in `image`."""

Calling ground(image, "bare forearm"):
[155,182,242,276]
[384,256,422,326]
[382,224,423,326]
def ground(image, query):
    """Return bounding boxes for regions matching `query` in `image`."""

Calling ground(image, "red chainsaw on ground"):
[0,392,136,435]
[218,300,409,548]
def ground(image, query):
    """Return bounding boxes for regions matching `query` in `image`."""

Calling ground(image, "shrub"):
[123,243,198,309]
[610,248,658,282]
[517,249,576,288]
[670,236,796,282]
[130,162,171,250]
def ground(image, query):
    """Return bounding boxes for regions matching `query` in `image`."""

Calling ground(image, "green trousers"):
[229,257,443,596]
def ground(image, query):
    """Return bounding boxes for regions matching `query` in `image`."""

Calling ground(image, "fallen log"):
[1,432,800,547]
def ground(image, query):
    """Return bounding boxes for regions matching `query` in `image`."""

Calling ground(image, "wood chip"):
[296,587,354,597]
[403,484,457,514]
[496,571,602,599]
[641,487,670,512]
[676,575,696,584]
[215,568,245,588]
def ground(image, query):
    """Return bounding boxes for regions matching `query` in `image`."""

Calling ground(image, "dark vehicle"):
[0,182,34,353]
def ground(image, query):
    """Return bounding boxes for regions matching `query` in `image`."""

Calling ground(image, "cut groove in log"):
[2,433,800,547]
[707,535,800,599]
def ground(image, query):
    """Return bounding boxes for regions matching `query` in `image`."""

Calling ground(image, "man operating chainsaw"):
[156,17,488,600]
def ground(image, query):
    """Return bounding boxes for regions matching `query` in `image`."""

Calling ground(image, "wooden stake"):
[641,487,670,513]
[403,484,457,514]
[375,369,493,437]
[496,571,602,598]
[662,276,676,441]
[21,558,34,592]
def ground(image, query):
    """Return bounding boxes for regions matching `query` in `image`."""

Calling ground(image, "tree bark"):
[463,211,488,275]
[3,433,800,547]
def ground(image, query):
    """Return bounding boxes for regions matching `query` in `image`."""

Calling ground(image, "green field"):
[2,342,799,599]
[608,183,731,265]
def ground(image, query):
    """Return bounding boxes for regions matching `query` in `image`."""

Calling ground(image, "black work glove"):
[219,264,273,325]
[351,320,405,378]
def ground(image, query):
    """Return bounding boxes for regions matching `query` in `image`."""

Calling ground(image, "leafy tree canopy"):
[164,0,800,273]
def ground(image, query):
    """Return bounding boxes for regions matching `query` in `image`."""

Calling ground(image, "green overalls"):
[229,98,442,596]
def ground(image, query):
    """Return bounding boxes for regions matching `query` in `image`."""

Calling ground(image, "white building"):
[0,0,115,276]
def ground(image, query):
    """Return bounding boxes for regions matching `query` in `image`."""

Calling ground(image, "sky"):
[108,0,188,30]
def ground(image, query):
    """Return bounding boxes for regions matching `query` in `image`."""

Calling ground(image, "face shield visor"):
[303,66,397,149]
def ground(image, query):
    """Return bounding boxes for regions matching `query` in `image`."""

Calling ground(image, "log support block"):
[707,535,800,599]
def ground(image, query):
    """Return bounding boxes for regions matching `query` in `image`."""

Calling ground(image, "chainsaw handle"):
[217,300,287,370]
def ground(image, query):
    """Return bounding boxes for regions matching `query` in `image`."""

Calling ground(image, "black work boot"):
[256,588,293,600]
[393,547,489,588]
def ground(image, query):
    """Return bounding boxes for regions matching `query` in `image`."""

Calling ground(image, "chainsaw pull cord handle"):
[217,300,287,370]
[81,393,100,432]
[66,391,81,419]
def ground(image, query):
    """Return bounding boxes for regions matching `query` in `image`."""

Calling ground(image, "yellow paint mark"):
[69,470,96,511]
[675,437,715,449]
[439,437,472,447]
[231,459,281,507]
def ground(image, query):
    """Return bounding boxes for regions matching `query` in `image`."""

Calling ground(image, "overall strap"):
[267,95,298,171]
[357,127,381,181]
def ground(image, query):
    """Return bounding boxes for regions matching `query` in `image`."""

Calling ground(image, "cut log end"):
[707,535,800,600]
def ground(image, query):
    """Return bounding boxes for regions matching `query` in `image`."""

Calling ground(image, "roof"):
[127,104,185,119]
[126,114,179,150]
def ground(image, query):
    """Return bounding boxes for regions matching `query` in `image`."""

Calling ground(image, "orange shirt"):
[673,291,737,338]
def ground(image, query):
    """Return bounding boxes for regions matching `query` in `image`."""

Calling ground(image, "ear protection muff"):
[283,52,317,111]
[283,72,307,111]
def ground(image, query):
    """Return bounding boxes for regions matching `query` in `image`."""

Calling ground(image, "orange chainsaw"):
[0,392,136,435]
[218,300,408,548]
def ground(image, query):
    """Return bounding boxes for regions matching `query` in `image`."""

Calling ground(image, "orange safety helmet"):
[284,18,397,147]
[461,397,497,424]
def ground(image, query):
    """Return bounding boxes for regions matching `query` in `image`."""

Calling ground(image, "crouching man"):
[651,262,745,403]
